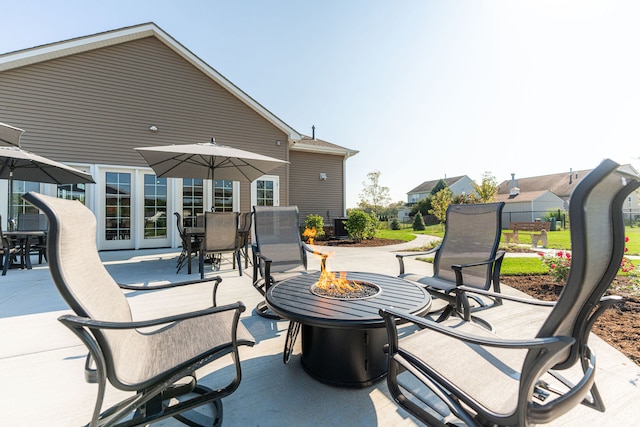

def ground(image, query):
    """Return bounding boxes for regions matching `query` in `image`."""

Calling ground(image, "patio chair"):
[0,215,21,275]
[17,212,48,264]
[174,211,200,274]
[199,212,242,279]
[23,192,255,427]
[396,202,505,326]
[237,211,253,270]
[379,159,639,426]
[252,205,328,363]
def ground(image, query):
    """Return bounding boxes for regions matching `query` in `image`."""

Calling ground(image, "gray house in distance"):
[406,175,475,204]
[0,22,358,250]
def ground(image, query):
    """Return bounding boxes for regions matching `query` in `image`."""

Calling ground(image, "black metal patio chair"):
[0,215,21,275]
[24,192,255,427]
[174,211,200,274]
[252,205,329,363]
[199,211,242,278]
[379,159,639,426]
[396,202,505,326]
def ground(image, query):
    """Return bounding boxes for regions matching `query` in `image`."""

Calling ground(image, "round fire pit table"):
[266,271,431,388]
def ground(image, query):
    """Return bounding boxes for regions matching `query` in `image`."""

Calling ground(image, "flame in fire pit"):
[302,227,317,245]
[315,266,364,295]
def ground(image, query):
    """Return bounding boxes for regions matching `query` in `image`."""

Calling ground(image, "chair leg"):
[283,321,301,364]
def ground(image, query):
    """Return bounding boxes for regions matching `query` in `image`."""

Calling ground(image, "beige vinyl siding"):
[289,150,344,226]
[0,36,289,207]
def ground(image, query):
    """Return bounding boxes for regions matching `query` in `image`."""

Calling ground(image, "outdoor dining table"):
[266,271,431,388]
[4,230,46,270]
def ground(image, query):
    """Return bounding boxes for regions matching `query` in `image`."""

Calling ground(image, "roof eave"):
[290,142,359,158]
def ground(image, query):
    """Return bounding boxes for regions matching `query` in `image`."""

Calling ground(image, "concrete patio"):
[1,237,639,426]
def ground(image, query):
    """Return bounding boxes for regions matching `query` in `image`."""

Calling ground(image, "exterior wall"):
[449,176,475,198]
[531,192,564,219]
[0,36,291,248]
[289,150,345,226]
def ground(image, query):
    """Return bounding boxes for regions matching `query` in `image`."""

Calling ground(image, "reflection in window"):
[105,172,131,241]
[182,178,203,227]
[11,181,40,221]
[256,180,274,206]
[213,180,233,212]
[144,174,167,239]
[57,183,86,204]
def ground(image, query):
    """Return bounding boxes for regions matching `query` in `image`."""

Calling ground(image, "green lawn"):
[377,225,640,255]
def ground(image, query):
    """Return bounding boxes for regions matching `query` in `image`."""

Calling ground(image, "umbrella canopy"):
[0,145,95,226]
[0,122,25,147]
[135,139,288,182]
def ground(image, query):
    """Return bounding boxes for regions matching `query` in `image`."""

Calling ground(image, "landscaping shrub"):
[412,212,426,231]
[345,209,378,242]
[390,217,401,230]
[304,214,325,239]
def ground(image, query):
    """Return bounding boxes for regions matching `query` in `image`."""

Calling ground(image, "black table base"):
[301,324,388,388]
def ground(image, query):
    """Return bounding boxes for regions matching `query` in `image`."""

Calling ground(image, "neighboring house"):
[406,175,475,204]
[0,22,358,250]
[494,190,565,224]
[496,164,640,225]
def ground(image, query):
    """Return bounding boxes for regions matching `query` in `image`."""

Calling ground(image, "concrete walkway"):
[1,237,639,426]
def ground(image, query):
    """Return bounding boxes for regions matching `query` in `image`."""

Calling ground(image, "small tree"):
[429,188,453,224]
[473,172,498,202]
[358,170,391,216]
[390,217,401,230]
[412,212,426,231]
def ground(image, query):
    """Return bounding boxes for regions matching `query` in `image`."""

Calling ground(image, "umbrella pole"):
[8,169,14,231]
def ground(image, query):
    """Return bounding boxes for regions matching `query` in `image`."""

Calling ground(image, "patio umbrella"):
[0,122,24,147]
[0,145,95,226]
[135,138,288,210]
[135,138,288,182]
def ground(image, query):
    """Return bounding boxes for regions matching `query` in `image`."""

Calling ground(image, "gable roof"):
[408,176,467,194]
[497,168,591,200]
[494,190,560,203]
[293,135,358,158]
[1,23,309,140]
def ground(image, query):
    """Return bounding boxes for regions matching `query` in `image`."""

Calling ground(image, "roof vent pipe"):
[569,168,573,184]
[312,125,316,139]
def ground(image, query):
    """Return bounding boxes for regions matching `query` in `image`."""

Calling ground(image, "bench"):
[503,222,551,246]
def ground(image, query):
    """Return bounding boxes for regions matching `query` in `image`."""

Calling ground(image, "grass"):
[377,225,640,255]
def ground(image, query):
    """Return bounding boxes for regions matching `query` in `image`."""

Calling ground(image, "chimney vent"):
[312,125,316,139]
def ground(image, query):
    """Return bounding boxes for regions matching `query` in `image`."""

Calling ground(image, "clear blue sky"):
[2,1,639,207]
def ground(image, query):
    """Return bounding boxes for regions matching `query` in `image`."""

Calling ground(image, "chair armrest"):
[118,276,223,306]
[396,246,440,275]
[302,243,328,269]
[117,276,222,291]
[59,301,248,331]
[379,306,573,350]
[451,250,506,286]
[456,285,557,307]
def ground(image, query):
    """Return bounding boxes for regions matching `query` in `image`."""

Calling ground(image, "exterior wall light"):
[149,125,158,132]
[319,173,327,181]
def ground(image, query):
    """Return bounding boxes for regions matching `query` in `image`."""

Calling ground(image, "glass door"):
[138,173,171,248]
[101,170,133,250]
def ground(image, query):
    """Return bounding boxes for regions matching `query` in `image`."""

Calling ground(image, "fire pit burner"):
[310,280,380,299]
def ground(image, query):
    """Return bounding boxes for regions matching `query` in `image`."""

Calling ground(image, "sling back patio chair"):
[252,205,329,362]
[24,192,255,427]
[237,211,253,270]
[199,212,242,279]
[379,159,639,427]
[0,215,21,275]
[174,211,201,274]
[396,202,505,326]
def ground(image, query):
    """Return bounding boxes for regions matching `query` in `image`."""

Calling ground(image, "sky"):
[1,1,639,208]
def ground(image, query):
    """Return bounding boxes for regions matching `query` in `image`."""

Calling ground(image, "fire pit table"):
[265,271,431,388]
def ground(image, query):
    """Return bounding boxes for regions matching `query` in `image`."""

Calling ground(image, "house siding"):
[0,37,289,171]
[289,150,344,226]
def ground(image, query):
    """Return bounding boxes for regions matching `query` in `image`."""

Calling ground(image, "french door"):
[251,175,280,208]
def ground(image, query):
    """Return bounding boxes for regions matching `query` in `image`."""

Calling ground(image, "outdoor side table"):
[266,271,431,388]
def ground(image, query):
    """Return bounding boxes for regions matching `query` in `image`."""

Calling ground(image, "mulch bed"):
[502,275,640,366]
